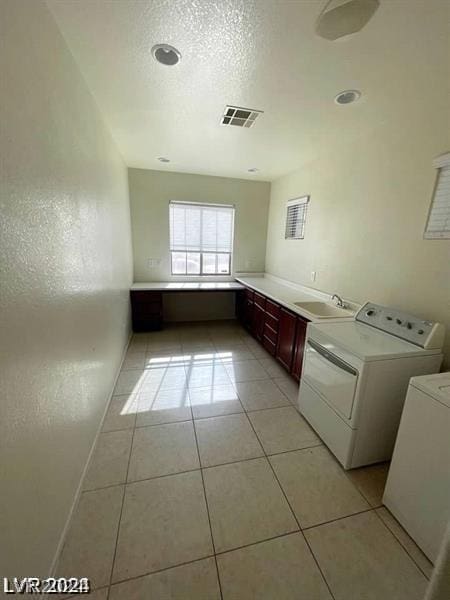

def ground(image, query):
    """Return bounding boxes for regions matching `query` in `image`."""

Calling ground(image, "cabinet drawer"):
[245,288,254,301]
[263,336,277,356]
[264,322,278,344]
[131,291,162,304]
[264,312,279,333]
[254,292,266,309]
[265,299,280,318]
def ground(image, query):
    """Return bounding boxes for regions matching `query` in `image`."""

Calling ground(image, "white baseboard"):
[48,330,132,577]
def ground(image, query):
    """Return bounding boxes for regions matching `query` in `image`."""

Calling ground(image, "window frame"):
[169,201,235,277]
[285,195,310,240]
[424,152,450,240]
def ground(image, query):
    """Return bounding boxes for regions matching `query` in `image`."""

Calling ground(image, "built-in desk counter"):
[131,281,244,292]
[130,281,245,331]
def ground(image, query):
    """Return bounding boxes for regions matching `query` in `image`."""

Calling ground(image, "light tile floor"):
[57,320,433,599]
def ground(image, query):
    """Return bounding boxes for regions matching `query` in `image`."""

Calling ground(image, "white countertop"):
[131,276,357,322]
[131,281,245,291]
[235,275,357,322]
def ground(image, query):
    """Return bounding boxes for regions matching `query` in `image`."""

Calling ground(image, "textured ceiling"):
[47,0,449,181]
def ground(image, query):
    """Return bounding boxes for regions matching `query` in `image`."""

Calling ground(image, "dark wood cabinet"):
[262,301,280,356]
[276,308,298,371]
[291,316,308,381]
[130,291,163,332]
[252,292,266,340]
[236,290,246,323]
[243,293,254,332]
[253,303,265,341]
[214,283,310,380]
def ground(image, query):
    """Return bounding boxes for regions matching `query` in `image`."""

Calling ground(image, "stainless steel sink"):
[293,301,354,318]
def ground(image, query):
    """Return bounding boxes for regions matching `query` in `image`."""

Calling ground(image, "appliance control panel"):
[356,302,445,349]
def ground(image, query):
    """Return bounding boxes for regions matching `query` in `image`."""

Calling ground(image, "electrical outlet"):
[148,258,161,269]
[311,271,316,282]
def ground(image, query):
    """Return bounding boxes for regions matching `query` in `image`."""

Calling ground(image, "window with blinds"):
[285,196,309,239]
[169,201,235,275]
[424,153,450,239]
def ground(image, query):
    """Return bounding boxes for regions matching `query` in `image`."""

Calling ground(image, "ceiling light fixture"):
[316,0,380,41]
[151,44,181,66]
[248,168,259,173]
[157,157,170,163]
[334,89,361,105]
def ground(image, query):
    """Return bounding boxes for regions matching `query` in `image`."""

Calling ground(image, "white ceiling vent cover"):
[221,106,263,128]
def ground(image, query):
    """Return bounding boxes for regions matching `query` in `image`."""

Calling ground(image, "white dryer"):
[383,372,450,563]
[298,302,444,469]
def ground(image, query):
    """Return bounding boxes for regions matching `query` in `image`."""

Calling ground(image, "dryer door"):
[302,338,358,419]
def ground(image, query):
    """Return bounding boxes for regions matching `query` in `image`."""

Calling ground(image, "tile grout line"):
[106,404,139,600]
[191,416,225,600]
[84,443,328,495]
[214,529,311,558]
[372,507,432,581]
[119,328,320,593]
[102,507,424,593]
[114,384,295,429]
[302,506,376,531]
[109,553,217,588]
[114,324,423,595]
[301,529,337,600]
[243,408,337,600]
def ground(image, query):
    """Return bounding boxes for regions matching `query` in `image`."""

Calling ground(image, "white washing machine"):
[298,302,444,469]
[383,372,450,563]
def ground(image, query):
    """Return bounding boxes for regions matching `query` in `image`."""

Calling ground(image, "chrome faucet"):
[332,294,346,308]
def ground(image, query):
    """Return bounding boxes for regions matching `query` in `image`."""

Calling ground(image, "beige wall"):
[129,168,270,320]
[0,0,133,577]
[129,168,270,281]
[265,115,450,367]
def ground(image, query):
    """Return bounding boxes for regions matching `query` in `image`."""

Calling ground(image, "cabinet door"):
[291,316,309,381]
[130,291,163,332]
[244,298,254,331]
[253,303,265,341]
[236,290,246,324]
[276,308,297,371]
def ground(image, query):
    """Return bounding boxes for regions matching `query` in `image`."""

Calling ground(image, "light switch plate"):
[311,271,316,282]
[148,258,161,268]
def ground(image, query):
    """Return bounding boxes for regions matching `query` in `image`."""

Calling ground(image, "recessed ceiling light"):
[157,157,170,163]
[334,90,361,105]
[248,168,259,173]
[152,44,181,66]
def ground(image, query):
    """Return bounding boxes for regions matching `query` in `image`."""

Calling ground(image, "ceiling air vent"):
[221,105,263,128]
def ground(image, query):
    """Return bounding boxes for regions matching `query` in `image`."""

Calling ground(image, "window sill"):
[168,275,234,282]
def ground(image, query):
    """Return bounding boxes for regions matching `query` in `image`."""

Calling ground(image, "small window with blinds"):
[285,196,309,239]
[424,153,450,239]
[169,201,235,275]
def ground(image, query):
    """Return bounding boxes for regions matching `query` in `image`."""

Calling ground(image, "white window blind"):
[285,196,309,239]
[424,153,450,239]
[169,201,234,275]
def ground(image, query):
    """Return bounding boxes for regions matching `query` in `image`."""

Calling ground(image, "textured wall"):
[129,167,270,281]
[128,168,270,320]
[265,111,450,367]
[0,0,133,577]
